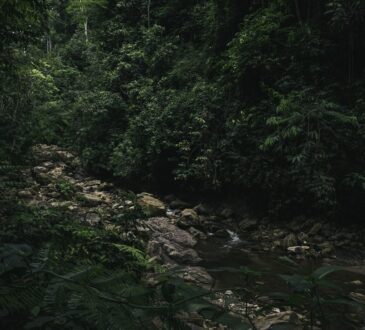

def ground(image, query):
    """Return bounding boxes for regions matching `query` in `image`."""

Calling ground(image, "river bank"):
[16,144,365,329]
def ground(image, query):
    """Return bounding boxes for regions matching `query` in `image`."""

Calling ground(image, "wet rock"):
[188,227,207,240]
[283,233,298,248]
[238,218,258,231]
[214,229,230,238]
[137,193,165,216]
[177,208,199,229]
[255,311,302,330]
[193,203,212,215]
[169,199,191,210]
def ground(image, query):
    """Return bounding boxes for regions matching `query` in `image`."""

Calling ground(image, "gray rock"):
[78,193,105,206]
[85,212,101,226]
[177,208,199,229]
[193,203,212,215]
[287,245,310,253]
[137,194,165,216]
[179,266,214,289]
[214,228,230,238]
[147,217,202,264]
[147,238,201,265]
[188,227,207,240]
[147,217,197,247]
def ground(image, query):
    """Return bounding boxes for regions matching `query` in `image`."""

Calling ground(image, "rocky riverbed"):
[16,145,365,329]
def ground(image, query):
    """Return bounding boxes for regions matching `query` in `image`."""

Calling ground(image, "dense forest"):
[1,0,365,329]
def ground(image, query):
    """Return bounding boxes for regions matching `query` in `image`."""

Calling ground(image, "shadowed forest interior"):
[1,1,365,329]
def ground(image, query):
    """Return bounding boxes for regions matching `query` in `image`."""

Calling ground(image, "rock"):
[147,217,201,264]
[48,166,65,179]
[318,241,334,256]
[169,199,191,210]
[18,190,33,198]
[193,203,212,215]
[147,238,201,265]
[164,194,176,203]
[78,193,107,206]
[85,212,101,226]
[56,150,74,162]
[50,201,74,208]
[177,208,199,229]
[83,179,101,187]
[309,223,322,235]
[287,246,310,253]
[272,240,282,250]
[137,194,165,216]
[180,266,214,288]
[348,280,363,286]
[147,217,197,247]
[349,292,365,304]
[220,207,234,219]
[238,218,258,231]
[46,191,61,198]
[33,166,47,174]
[255,311,302,330]
[283,233,298,248]
[188,227,207,240]
[214,229,230,238]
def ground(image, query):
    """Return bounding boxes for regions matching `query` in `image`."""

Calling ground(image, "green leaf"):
[311,266,343,280]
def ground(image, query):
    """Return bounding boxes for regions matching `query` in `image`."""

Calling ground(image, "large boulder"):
[177,208,200,229]
[147,217,201,264]
[179,266,214,289]
[137,193,166,216]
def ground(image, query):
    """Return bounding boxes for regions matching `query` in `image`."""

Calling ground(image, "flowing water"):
[195,230,365,328]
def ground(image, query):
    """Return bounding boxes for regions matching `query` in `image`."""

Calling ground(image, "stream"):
[194,230,365,328]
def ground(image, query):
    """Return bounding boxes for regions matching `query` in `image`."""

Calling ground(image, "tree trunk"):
[294,0,302,25]
[348,26,354,84]
[147,0,151,28]
[84,17,88,43]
